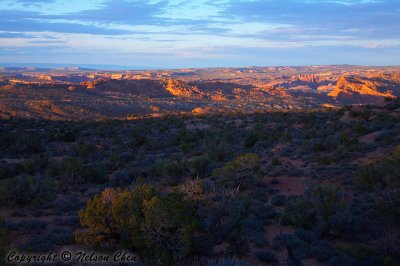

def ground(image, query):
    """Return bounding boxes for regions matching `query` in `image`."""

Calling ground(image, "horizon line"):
[1,63,400,72]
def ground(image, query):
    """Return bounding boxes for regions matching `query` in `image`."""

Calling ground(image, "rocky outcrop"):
[163,79,203,97]
[328,75,397,104]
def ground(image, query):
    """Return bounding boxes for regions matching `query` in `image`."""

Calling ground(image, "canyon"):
[0,65,399,120]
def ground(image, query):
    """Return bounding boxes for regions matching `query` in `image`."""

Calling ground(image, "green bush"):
[214,153,261,189]
[355,155,400,221]
[76,185,197,264]
[207,140,233,162]
[244,132,261,148]
[355,157,400,192]
[191,156,211,177]
[282,184,345,234]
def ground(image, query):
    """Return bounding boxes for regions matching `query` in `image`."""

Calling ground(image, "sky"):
[0,0,399,69]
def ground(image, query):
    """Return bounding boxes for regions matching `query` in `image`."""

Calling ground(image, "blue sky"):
[0,0,399,68]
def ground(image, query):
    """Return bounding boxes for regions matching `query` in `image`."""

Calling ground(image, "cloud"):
[63,0,168,25]
[0,10,132,35]
[223,0,400,39]
[0,0,399,67]
[10,0,57,7]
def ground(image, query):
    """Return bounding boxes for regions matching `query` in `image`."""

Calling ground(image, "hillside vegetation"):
[0,99,399,265]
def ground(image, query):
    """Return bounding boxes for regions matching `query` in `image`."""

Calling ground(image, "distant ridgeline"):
[0,66,399,120]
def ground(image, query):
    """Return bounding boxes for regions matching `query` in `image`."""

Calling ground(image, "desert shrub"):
[49,128,76,142]
[81,163,108,184]
[174,128,199,146]
[355,155,400,221]
[154,157,188,179]
[271,194,287,206]
[76,185,197,264]
[327,209,364,239]
[241,217,264,236]
[31,154,50,173]
[307,184,345,220]
[340,132,358,146]
[108,154,124,171]
[328,255,359,266]
[254,249,278,264]
[129,129,148,147]
[0,176,55,207]
[214,153,261,189]
[282,184,346,236]
[72,143,95,157]
[207,140,233,162]
[312,142,326,152]
[336,242,396,265]
[271,157,281,167]
[191,156,211,177]
[46,157,83,185]
[282,196,316,229]
[54,196,83,214]
[355,157,400,192]
[47,158,106,185]
[200,194,252,256]
[244,132,262,148]
[353,123,367,134]
[109,170,132,187]
[179,178,206,201]
[8,133,43,155]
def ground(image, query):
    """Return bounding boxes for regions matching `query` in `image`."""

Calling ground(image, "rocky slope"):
[1,69,400,120]
[328,75,399,104]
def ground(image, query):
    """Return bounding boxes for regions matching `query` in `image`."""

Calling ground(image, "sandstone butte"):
[328,75,395,98]
[164,79,202,97]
